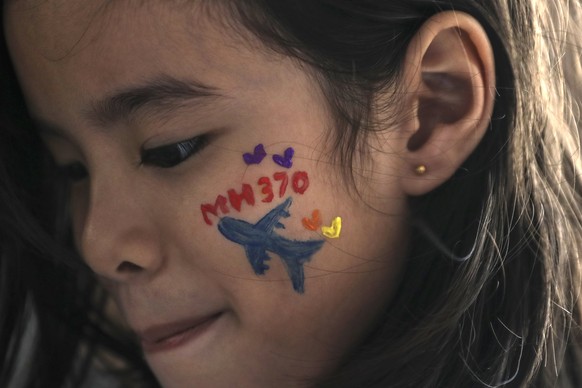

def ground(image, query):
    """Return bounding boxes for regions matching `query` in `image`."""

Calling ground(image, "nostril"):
[117,261,144,274]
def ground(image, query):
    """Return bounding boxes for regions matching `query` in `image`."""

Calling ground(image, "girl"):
[1,0,581,387]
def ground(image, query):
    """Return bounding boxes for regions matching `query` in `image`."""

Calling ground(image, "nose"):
[77,174,164,283]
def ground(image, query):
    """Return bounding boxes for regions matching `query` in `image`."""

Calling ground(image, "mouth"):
[138,312,223,354]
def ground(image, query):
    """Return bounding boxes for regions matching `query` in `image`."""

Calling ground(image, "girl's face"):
[5,2,410,386]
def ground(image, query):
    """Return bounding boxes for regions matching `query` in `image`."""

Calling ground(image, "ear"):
[397,11,496,196]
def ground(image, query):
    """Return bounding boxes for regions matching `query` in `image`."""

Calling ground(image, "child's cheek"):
[197,144,343,294]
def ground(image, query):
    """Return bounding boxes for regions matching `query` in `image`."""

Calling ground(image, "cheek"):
[145,142,408,385]
[195,173,319,291]
[191,139,409,293]
[219,247,405,378]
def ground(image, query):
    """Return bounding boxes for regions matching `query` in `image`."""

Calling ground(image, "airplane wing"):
[245,245,271,275]
[268,235,325,294]
[254,197,292,234]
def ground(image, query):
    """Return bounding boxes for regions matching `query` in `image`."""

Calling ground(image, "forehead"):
[3,0,291,120]
[5,0,207,57]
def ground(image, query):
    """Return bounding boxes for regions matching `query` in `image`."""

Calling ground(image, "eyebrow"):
[35,76,224,139]
[86,75,223,127]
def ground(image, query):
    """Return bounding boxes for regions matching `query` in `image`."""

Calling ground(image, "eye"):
[56,162,89,183]
[140,135,208,168]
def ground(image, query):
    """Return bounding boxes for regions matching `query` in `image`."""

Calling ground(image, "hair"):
[1,0,581,387]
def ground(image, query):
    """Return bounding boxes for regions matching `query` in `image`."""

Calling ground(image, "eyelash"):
[56,135,208,183]
[140,135,208,168]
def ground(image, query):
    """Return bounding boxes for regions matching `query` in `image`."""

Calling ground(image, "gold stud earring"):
[414,165,427,175]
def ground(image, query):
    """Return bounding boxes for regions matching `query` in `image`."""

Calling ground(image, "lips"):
[137,312,222,353]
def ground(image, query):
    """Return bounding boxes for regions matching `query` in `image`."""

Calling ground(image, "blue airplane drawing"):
[218,197,325,293]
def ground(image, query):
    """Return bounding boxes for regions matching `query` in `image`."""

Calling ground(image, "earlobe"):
[399,11,496,196]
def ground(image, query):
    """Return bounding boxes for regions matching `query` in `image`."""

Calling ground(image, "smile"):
[138,312,223,354]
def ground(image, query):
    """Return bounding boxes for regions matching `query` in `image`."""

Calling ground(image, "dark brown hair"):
[201,1,582,386]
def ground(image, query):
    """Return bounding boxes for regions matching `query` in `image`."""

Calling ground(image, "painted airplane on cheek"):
[218,197,324,294]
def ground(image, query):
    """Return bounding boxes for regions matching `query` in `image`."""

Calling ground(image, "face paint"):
[273,172,289,197]
[291,171,309,194]
[272,147,294,169]
[302,209,322,231]
[258,177,275,203]
[218,197,325,293]
[243,143,267,165]
[227,184,255,212]
[208,144,325,293]
[257,172,289,203]
[201,195,230,225]
[201,171,311,225]
[322,216,342,239]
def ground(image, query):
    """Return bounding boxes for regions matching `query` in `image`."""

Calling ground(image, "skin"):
[4,2,411,386]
